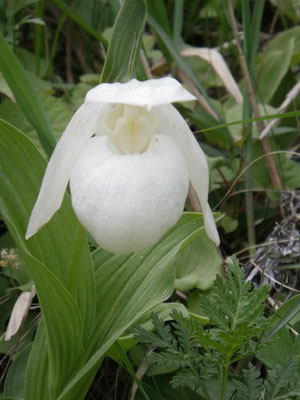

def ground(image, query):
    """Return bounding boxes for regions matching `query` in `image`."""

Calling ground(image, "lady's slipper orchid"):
[26,77,220,253]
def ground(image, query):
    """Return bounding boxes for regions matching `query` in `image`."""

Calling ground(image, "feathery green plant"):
[133,256,299,400]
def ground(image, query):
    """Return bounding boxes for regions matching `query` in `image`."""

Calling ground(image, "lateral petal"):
[153,104,220,246]
[26,102,103,239]
[85,77,196,110]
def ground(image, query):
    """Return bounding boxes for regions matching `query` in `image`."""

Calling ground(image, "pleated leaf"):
[57,212,221,400]
[0,33,55,156]
[24,322,49,400]
[0,119,95,340]
[0,120,96,399]
[100,0,147,83]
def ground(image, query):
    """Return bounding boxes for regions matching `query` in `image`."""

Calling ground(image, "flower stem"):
[220,366,229,400]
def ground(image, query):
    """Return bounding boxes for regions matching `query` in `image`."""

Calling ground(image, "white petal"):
[152,104,220,246]
[69,134,190,253]
[26,102,104,239]
[85,77,196,110]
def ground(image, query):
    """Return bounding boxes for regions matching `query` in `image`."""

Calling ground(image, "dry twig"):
[227,0,283,191]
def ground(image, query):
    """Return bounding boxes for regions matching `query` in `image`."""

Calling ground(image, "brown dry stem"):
[227,0,283,191]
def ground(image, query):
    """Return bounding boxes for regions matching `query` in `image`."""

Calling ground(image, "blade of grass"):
[264,295,300,343]
[46,13,66,78]
[147,0,172,36]
[51,0,108,48]
[0,32,56,156]
[173,0,184,46]
[113,341,150,400]
[147,13,221,122]
[249,0,265,75]
[197,110,300,133]
[34,0,44,76]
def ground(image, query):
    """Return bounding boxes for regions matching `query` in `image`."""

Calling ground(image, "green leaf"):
[20,250,84,400]
[6,0,39,17]
[0,71,13,99]
[146,14,220,121]
[3,344,32,400]
[225,103,277,138]
[264,295,300,344]
[232,363,263,400]
[257,37,295,103]
[51,0,108,46]
[0,93,74,155]
[251,141,300,190]
[0,33,55,156]
[175,232,222,291]
[0,119,95,336]
[100,0,147,83]
[221,215,238,234]
[113,341,150,400]
[57,213,222,400]
[186,290,210,325]
[257,295,300,371]
[24,322,49,400]
[147,0,172,36]
[0,120,96,398]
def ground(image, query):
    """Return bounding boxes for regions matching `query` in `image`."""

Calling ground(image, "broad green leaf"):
[20,250,84,400]
[24,322,49,400]
[0,120,96,397]
[264,295,300,343]
[0,93,74,155]
[261,26,300,67]
[0,119,95,339]
[269,0,300,23]
[251,141,300,190]
[0,33,55,156]
[257,38,295,103]
[100,0,147,83]
[0,397,17,400]
[2,220,84,400]
[257,295,300,371]
[57,213,222,400]
[175,232,222,291]
[221,216,238,234]
[0,71,13,99]
[225,103,277,139]
[15,48,48,77]
[3,344,32,400]
[186,290,210,325]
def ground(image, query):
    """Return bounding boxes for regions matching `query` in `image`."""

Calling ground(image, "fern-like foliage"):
[199,256,269,330]
[132,256,299,399]
[264,359,300,400]
[133,312,178,351]
[232,363,264,400]
[233,360,300,400]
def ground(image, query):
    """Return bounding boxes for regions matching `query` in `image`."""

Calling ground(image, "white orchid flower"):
[26,77,220,253]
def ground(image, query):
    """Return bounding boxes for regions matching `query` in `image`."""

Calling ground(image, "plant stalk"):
[227,0,283,192]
